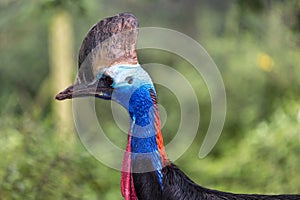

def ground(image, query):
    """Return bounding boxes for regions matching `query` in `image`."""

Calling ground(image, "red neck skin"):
[121,133,137,200]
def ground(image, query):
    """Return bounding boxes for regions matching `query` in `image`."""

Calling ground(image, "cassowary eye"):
[105,76,114,86]
[125,76,133,84]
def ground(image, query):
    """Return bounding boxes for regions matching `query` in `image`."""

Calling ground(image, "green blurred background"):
[1,0,300,199]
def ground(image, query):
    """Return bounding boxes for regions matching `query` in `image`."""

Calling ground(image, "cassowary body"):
[56,13,300,200]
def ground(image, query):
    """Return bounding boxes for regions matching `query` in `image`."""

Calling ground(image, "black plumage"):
[133,163,300,200]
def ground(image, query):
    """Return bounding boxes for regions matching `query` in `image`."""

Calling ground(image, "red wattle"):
[121,134,137,200]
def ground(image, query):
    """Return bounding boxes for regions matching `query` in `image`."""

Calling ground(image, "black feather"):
[132,156,163,200]
[133,163,300,200]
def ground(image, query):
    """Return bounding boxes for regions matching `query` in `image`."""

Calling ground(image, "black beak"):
[55,77,113,101]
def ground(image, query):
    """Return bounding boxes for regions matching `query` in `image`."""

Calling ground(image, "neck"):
[121,84,169,200]
[129,93,169,169]
[128,84,169,166]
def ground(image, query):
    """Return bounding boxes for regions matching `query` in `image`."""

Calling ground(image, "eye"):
[104,75,114,86]
[125,76,133,84]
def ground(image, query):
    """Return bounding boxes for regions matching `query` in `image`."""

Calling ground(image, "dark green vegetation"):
[0,1,300,199]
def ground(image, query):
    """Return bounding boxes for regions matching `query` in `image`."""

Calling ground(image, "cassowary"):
[56,13,300,200]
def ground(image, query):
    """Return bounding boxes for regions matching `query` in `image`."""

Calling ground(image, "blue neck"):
[128,84,164,187]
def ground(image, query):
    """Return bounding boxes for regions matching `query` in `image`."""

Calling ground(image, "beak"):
[55,77,113,101]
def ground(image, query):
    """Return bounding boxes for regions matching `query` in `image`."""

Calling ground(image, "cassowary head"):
[56,13,155,111]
